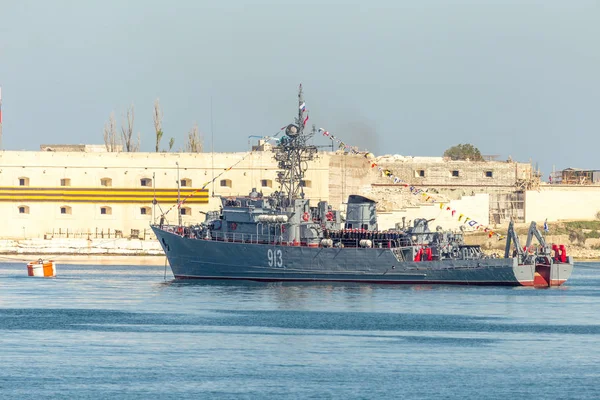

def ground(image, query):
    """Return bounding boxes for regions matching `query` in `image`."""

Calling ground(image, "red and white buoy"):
[27,259,56,277]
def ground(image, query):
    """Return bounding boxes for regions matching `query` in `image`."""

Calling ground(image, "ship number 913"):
[267,249,283,268]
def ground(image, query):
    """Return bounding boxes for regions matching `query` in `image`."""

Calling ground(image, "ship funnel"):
[345,195,378,231]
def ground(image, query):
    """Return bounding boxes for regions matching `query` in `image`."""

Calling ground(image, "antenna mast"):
[273,84,317,204]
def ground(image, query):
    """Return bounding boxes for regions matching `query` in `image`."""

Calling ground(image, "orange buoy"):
[27,259,56,277]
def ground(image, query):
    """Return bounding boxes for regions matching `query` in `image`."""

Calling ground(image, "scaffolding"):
[559,169,600,185]
[489,191,525,224]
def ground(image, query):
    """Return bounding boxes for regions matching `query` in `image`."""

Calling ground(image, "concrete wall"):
[0,148,531,240]
[377,194,490,231]
[327,153,376,207]
[0,149,313,238]
[1,149,280,193]
[328,153,528,215]
[373,155,531,188]
[526,185,600,222]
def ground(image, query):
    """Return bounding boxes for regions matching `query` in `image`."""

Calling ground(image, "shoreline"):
[0,254,168,266]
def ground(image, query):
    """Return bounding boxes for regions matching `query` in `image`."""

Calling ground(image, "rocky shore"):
[465,233,600,260]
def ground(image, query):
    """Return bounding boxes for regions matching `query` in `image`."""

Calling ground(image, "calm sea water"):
[1,261,599,400]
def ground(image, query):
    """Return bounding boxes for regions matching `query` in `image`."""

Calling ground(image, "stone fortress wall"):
[0,147,598,242]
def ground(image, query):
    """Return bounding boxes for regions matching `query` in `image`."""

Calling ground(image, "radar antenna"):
[273,84,318,204]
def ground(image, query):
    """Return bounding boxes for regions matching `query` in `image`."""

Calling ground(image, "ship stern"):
[513,257,574,287]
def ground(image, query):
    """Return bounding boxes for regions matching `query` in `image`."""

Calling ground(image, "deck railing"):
[158,225,408,248]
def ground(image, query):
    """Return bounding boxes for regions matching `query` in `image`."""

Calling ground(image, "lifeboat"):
[27,259,56,277]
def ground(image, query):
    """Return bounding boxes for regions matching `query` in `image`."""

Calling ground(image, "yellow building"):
[1,145,545,240]
[1,147,332,239]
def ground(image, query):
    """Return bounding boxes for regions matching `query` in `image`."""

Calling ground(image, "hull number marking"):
[267,249,283,268]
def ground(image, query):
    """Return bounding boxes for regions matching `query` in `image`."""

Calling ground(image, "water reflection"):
[1,261,599,400]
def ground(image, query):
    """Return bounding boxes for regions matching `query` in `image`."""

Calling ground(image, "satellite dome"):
[286,124,299,137]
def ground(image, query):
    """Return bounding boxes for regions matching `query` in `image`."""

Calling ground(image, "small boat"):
[27,259,56,277]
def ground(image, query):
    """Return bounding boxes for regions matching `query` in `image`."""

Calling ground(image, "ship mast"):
[274,84,318,204]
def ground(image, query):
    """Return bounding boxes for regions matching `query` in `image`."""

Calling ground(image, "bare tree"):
[153,98,163,152]
[121,104,139,152]
[185,123,203,152]
[103,112,120,152]
[168,137,175,152]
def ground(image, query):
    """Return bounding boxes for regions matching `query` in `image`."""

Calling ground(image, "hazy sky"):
[1,0,598,175]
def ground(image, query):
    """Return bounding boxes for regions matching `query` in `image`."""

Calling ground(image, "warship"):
[151,87,574,287]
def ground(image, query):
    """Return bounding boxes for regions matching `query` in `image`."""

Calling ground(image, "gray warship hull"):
[152,227,574,286]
